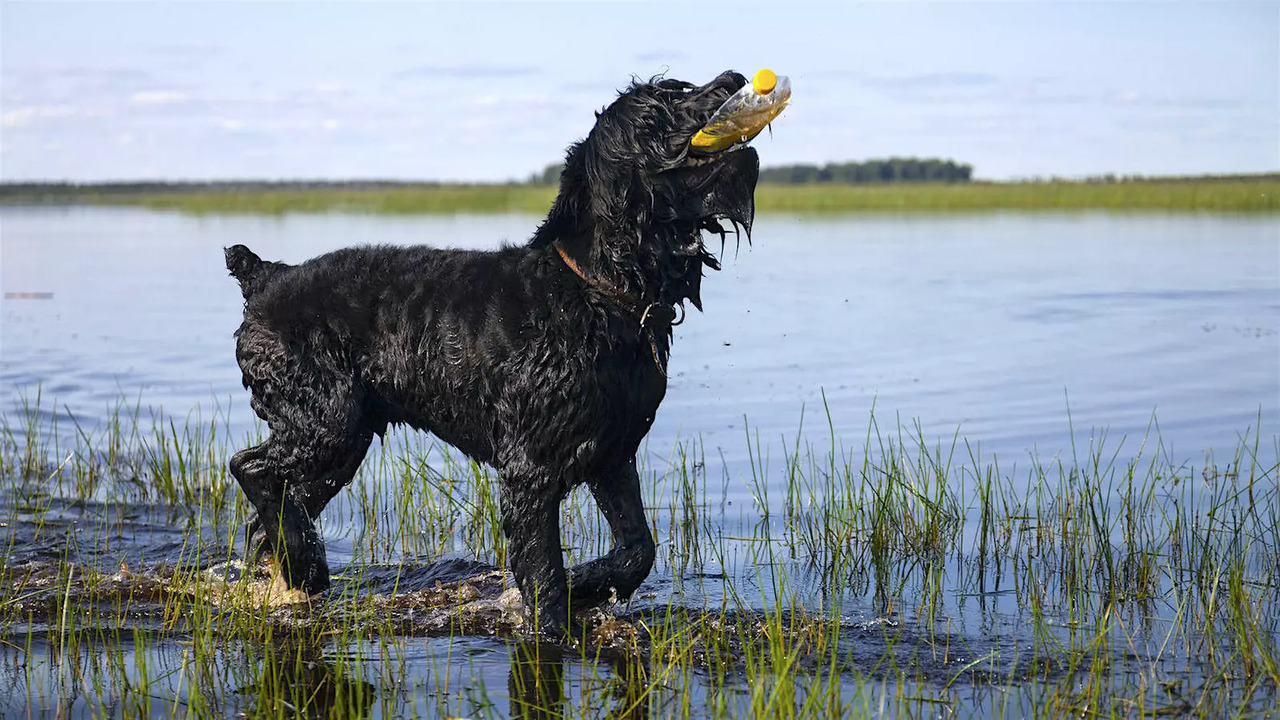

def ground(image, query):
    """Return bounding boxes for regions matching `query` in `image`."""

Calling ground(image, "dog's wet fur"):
[225,71,761,637]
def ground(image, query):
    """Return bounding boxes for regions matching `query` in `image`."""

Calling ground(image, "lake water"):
[3,208,1277,473]
[1,207,1278,717]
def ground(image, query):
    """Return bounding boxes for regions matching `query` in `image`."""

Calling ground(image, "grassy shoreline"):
[2,176,1277,214]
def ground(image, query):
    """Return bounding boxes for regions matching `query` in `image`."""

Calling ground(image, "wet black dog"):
[225,71,761,636]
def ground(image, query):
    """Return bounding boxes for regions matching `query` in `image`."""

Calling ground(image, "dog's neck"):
[552,239,679,329]
[536,210,703,300]
[530,162,722,319]
[550,236,683,373]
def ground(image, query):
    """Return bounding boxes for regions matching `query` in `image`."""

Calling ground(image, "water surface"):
[1,207,1277,717]
[4,208,1276,472]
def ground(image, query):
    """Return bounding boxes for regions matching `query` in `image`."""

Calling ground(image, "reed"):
[0,390,1276,718]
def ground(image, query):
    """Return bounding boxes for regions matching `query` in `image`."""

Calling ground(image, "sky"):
[2,1,1276,182]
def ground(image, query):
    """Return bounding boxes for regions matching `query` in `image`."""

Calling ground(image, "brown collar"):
[553,241,678,331]
[553,241,680,373]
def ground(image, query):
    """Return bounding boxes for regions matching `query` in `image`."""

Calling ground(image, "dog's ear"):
[530,139,620,260]
[530,79,685,254]
[581,109,643,235]
[531,142,585,249]
[530,111,643,253]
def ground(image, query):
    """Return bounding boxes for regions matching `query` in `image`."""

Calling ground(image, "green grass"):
[0,392,1277,718]
[98,184,561,216]
[755,179,1280,213]
[3,176,1278,214]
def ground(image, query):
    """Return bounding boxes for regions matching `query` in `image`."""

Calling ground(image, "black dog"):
[225,71,761,636]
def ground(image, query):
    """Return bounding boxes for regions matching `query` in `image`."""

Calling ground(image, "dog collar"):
[553,241,681,372]
[552,242,680,329]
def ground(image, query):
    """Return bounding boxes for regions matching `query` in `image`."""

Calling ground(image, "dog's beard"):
[659,146,759,311]
[694,146,758,245]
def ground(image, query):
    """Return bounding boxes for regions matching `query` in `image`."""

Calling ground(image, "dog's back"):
[223,242,626,465]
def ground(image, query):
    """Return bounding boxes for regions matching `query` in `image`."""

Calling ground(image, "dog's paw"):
[496,586,525,613]
[267,571,317,607]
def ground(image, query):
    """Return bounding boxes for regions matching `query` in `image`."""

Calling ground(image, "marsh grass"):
[4,178,1278,215]
[754,179,1280,213]
[0,390,1277,718]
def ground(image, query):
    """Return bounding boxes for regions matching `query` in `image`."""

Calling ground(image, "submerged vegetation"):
[0,391,1277,718]
[2,174,1277,214]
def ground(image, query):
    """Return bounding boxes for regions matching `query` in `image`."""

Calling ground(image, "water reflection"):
[247,637,652,719]
[508,642,566,720]
[241,642,378,719]
[508,641,648,720]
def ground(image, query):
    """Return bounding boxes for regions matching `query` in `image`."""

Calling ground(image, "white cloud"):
[1,105,79,128]
[467,93,561,116]
[129,90,187,106]
[3,109,37,128]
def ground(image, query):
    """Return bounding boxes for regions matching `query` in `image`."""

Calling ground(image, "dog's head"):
[533,71,772,310]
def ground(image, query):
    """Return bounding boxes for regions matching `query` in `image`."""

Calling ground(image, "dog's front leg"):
[567,459,656,607]
[500,470,571,638]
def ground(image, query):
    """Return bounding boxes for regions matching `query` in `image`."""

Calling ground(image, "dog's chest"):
[609,355,667,432]
[548,337,668,462]
[545,326,665,438]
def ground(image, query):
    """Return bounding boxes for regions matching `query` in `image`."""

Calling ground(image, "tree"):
[756,158,975,184]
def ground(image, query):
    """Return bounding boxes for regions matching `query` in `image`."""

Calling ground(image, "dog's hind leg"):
[230,441,323,598]
[566,459,656,608]
[229,395,373,599]
[235,444,270,560]
[230,319,379,599]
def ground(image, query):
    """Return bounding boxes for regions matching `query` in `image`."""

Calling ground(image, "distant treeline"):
[528,165,564,187]
[526,158,975,186]
[760,158,974,184]
[1034,172,1280,185]
[0,179,463,201]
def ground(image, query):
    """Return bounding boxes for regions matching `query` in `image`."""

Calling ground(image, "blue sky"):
[2,1,1276,181]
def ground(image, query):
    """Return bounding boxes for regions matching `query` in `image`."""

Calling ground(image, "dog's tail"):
[225,244,288,300]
